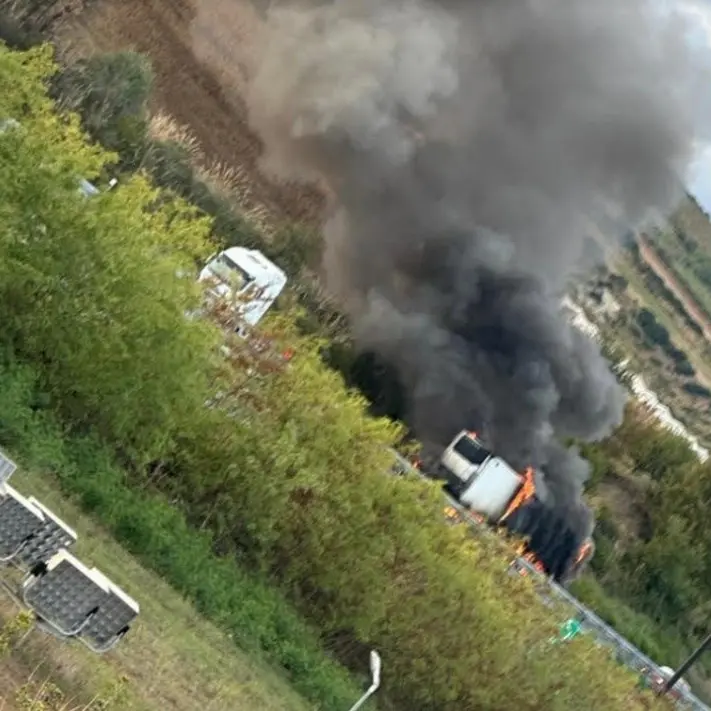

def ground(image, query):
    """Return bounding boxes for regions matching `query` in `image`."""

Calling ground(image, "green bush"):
[636,308,671,348]
[52,51,154,157]
[0,14,41,49]
[674,358,695,377]
[683,382,711,399]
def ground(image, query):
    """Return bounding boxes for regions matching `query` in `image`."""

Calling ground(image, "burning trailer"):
[434,431,594,583]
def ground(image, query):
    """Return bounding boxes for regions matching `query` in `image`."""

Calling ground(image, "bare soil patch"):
[53,0,326,227]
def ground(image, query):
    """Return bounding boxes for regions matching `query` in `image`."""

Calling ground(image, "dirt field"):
[53,0,326,227]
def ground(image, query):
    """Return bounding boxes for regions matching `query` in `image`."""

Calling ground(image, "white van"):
[199,247,287,336]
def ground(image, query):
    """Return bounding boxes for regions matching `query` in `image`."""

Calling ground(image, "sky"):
[679,0,711,209]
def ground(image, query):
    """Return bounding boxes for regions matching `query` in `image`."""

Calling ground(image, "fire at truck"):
[424,430,595,583]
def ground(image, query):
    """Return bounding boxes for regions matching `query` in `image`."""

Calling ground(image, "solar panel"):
[0,450,16,484]
[0,485,45,562]
[15,497,78,569]
[79,568,139,653]
[22,550,111,637]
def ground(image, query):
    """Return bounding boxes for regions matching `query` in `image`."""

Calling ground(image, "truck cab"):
[440,431,493,496]
[199,247,287,336]
[440,431,525,523]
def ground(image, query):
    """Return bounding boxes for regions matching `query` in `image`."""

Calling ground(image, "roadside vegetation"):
[5,2,711,703]
[0,40,679,711]
[579,405,711,679]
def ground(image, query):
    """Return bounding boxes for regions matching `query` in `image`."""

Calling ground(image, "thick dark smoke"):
[246,0,705,538]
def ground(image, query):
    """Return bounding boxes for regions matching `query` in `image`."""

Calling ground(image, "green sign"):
[542,617,584,649]
[558,618,582,642]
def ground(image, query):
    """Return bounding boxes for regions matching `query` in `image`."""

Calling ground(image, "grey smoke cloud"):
[247,0,706,531]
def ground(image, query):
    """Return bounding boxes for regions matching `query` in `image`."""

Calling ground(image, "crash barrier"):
[388,451,709,711]
[509,557,710,711]
[0,449,139,653]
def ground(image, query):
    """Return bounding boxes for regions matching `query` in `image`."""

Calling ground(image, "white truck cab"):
[440,431,525,522]
[440,431,493,491]
[199,247,287,336]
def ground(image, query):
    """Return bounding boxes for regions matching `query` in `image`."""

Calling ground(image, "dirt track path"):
[638,234,711,343]
[55,0,325,226]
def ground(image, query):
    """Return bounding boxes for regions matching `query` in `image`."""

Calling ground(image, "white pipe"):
[347,682,380,711]
[347,650,381,711]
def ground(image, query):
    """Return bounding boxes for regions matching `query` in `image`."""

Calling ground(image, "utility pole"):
[661,631,711,695]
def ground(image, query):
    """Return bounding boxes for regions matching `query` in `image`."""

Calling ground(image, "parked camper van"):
[198,247,287,336]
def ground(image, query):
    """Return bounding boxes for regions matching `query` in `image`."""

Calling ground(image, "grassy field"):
[0,467,314,711]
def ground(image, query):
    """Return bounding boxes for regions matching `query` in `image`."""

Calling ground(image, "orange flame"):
[514,541,528,557]
[511,549,545,575]
[575,539,593,566]
[444,505,461,523]
[500,467,536,523]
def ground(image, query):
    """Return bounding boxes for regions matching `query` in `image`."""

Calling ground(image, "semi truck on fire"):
[400,430,595,584]
[396,436,709,709]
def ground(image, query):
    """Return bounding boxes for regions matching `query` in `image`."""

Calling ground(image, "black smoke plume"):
[246,0,706,540]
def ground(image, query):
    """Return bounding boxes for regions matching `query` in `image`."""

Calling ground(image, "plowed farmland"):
[54,0,325,225]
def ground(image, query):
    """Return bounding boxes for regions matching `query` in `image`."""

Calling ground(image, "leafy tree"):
[0,44,220,463]
[629,516,705,625]
[610,408,696,481]
[50,50,155,174]
[636,308,671,348]
[161,312,673,711]
[51,50,153,161]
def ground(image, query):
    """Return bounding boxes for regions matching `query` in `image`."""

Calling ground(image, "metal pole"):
[347,682,379,711]
[661,631,711,695]
[347,650,381,711]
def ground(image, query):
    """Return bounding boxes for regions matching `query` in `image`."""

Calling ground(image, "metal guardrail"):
[389,451,711,711]
[512,557,709,710]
